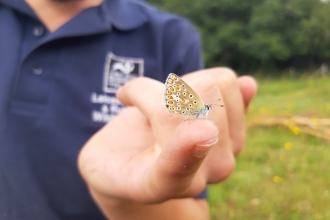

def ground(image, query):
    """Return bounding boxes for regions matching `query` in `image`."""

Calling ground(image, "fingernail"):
[193,137,218,158]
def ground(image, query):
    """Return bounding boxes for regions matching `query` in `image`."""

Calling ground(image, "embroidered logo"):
[90,52,144,123]
[103,52,144,93]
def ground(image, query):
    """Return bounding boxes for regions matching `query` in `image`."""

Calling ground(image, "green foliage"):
[147,0,330,73]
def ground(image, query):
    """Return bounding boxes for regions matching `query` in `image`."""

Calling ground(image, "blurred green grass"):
[209,75,330,220]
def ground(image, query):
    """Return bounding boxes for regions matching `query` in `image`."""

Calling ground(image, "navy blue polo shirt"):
[0,0,204,219]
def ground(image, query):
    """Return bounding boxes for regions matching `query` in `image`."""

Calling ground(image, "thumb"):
[147,120,218,201]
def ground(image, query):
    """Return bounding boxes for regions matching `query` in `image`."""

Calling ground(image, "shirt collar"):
[0,0,36,18]
[0,0,148,31]
[103,0,148,31]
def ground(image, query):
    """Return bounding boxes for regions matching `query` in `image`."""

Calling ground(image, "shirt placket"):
[10,18,58,114]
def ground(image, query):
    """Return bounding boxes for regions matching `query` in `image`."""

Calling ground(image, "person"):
[0,0,257,219]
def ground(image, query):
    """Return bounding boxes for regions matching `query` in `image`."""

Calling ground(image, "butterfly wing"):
[165,73,205,116]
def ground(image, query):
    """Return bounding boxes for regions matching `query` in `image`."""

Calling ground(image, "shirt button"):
[32,26,44,36]
[32,67,43,75]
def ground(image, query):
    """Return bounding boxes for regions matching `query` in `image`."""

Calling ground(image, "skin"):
[78,68,257,219]
[24,1,258,218]
[25,0,103,32]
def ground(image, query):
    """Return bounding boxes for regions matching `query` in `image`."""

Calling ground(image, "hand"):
[78,68,257,219]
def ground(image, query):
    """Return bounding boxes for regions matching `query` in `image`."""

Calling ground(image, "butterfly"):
[164,73,223,120]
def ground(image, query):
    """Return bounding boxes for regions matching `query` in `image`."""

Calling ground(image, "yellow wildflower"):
[284,142,292,150]
[289,126,300,135]
[259,107,266,114]
[273,176,284,183]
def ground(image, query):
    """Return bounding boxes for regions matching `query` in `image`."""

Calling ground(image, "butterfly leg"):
[184,117,193,125]
[204,115,216,125]
[184,115,198,125]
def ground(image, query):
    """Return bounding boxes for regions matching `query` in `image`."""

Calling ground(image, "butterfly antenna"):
[211,104,224,107]
[209,99,224,107]
[210,98,222,104]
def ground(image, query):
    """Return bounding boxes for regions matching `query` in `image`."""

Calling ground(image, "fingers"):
[183,68,257,184]
[116,75,223,147]
[237,76,258,113]
[206,68,246,156]
[146,119,218,201]
[117,70,257,187]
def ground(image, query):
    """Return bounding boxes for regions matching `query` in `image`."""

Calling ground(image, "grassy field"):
[209,75,330,220]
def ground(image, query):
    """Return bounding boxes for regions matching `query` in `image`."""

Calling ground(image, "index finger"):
[116,77,182,145]
[116,74,223,146]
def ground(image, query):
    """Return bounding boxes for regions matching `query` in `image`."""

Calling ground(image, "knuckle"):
[208,154,236,183]
[216,67,237,77]
[188,74,219,97]
[219,68,238,86]
[198,74,218,91]
[123,77,144,92]
[209,67,238,86]
[187,177,207,198]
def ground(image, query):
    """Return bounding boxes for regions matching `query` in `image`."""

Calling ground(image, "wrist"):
[89,188,209,220]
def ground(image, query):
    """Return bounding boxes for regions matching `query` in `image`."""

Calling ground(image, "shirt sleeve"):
[195,188,208,199]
